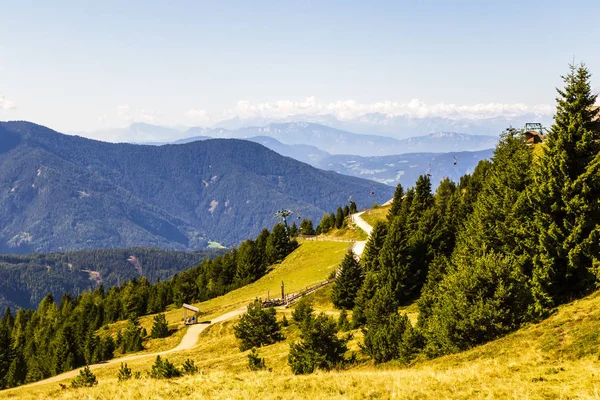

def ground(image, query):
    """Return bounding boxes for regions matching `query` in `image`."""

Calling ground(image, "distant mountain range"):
[0,121,393,253]
[317,150,494,189]
[212,113,553,138]
[188,123,500,156]
[154,135,493,190]
[131,122,499,156]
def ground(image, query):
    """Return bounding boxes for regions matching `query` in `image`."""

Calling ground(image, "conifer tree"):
[387,183,404,221]
[335,207,345,229]
[331,250,364,310]
[529,63,600,314]
[288,313,348,374]
[361,221,388,272]
[291,297,314,325]
[235,240,262,283]
[266,223,292,263]
[5,348,26,388]
[150,313,170,339]
[349,201,358,214]
[299,218,316,235]
[234,300,284,351]
[0,323,12,389]
[289,222,299,237]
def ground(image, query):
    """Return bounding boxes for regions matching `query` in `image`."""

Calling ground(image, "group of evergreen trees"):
[0,222,297,389]
[314,202,358,235]
[332,63,600,363]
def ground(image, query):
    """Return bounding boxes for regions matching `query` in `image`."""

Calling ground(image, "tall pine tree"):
[331,250,364,309]
[529,63,600,314]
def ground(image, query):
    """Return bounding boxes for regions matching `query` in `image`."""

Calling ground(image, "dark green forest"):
[332,64,600,364]
[0,247,226,310]
[0,223,296,389]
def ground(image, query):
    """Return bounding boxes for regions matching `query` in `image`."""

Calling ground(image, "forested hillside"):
[0,223,297,389]
[0,123,393,253]
[337,64,600,364]
[0,248,225,310]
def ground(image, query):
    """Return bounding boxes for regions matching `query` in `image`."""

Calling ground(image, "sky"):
[1,0,599,135]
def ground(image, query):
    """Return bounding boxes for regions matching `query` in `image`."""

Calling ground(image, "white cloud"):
[222,96,555,121]
[140,110,156,124]
[0,95,16,110]
[117,104,132,121]
[185,108,210,123]
[116,105,157,124]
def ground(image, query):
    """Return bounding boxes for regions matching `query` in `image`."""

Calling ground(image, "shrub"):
[234,300,284,351]
[150,313,170,339]
[182,359,198,375]
[120,319,144,353]
[247,348,267,371]
[337,310,351,332]
[150,356,182,379]
[281,314,289,327]
[362,313,419,364]
[71,366,97,388]
[291,297,314,325]
[117,363,132,381]
[288,313,348,375]
[422,252,531,357]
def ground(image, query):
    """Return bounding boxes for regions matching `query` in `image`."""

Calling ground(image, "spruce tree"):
[0,323,12,389]
[288,313,348,374]
[266,223,292,263]
[299,218,316,235]
[150,313,170,339]
[291,297,314,325]
[361,221,388,272]
[530,63,600,314]
[387,183,404,221]
[234,300,284,351]
[335,207,345,229]
[331,250,364,310]
[349,201,358,214]
[235,240,262,283]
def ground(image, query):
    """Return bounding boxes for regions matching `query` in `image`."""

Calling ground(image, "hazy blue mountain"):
[245,136,331,165]
[0,121,393,253]
[147,134,332,165]
[86,122,187,143]
[214,114,553,138]
[316,149,494,190]
[186,122,498,156]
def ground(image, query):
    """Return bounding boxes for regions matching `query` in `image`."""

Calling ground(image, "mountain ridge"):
[0,121,393,253]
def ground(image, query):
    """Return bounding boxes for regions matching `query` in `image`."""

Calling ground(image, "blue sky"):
[0,0,599,133]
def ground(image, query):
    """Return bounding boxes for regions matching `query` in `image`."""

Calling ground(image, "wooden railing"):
[261,278,334,308]
[297,235,355,243]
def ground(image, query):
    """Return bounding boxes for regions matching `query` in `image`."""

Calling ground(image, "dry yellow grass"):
[361,205,391,227]
[8,289,600,399]
[101,240,349,341]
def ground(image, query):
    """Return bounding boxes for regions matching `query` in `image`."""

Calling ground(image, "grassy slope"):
[9,288,600,399]
[324,223,368,241]
[360,205,390,227]
[101,240,350,345]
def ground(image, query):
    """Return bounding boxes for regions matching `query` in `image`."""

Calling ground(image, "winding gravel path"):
[13,306,247,389]
[350,210,375,258]
[6,205,388,391]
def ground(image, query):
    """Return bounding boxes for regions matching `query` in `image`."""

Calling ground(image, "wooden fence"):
[297,235,355,243]
[261,278,333,308]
